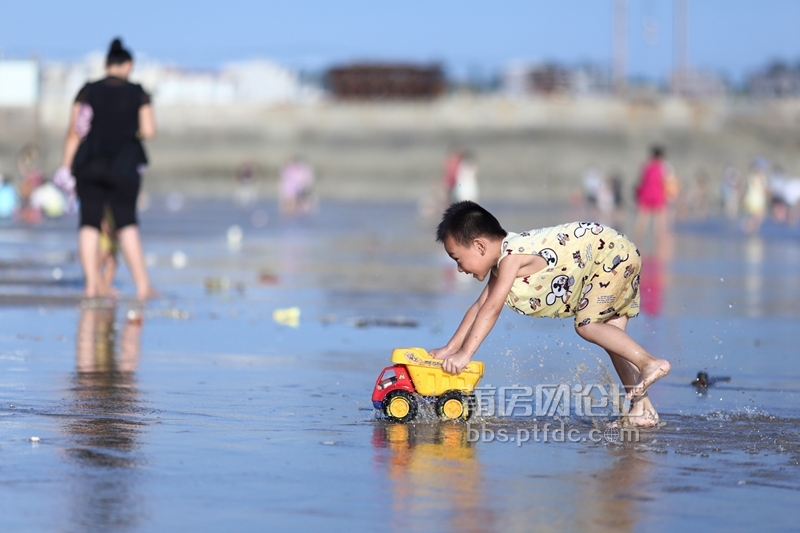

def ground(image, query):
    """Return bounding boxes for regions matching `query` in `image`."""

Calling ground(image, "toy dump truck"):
[371,347,484,423]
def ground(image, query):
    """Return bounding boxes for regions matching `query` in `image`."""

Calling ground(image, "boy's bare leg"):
[576,315,670,401]
[601,315,660,427]
[607,352,659,427]
[78,226,100,298]
[117,225,152,300]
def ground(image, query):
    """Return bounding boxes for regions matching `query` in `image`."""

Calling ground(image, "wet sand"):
[1,197,799,532]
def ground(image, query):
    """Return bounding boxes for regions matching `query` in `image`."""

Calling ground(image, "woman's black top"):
[72,76,150,182]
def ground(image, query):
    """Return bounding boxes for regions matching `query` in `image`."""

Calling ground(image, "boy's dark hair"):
[106,38,133,66]
[436,201,506,245]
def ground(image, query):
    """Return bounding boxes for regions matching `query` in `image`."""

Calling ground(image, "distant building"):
[141,59,317,105]
[501,62,611,96]
[748,62,800,98]
[0,60,39,107]
[37,55,320,108]
[326,63,445,100]
[670,69,728,98]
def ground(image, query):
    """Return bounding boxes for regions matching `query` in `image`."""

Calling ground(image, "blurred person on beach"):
[742,158,770,235]
[431,201,670,427]
[279,156,316,216]
[780,176,800,226]
[633,146,671,254]
[56,38,155,299]
[422,147,465,218]
[29,178,67,218]
[720,166,742,221]
[15,143,68,221]
[767,166,800,226]
[684,169,711,221]
[581,166,603,214]
[0,173,19,218]
[16,144,45,223]
[451,151,479,203]
[607,170,626,227]
[233,161,258,207]
[664,162,681,220]
[442,148,463,204]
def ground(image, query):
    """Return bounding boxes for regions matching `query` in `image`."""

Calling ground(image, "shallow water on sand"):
[1,198,799,532]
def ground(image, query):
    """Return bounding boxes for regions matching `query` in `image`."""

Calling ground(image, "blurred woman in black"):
[59,38,155,299]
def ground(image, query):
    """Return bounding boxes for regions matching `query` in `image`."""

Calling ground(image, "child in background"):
[431,201,671,427]
[279,156,316,216]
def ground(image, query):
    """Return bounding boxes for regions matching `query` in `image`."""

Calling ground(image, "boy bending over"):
[431,201,671,427]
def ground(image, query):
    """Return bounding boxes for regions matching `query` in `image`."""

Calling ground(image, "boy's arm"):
[439,257,523,374]
[431,282,491,358]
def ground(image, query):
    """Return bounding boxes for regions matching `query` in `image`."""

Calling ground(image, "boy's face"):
[443,235,494,282]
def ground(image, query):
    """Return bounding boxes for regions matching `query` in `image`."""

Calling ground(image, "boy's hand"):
[441,350,472,374]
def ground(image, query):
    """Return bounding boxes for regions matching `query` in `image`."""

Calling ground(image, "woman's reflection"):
[64,305,146,529]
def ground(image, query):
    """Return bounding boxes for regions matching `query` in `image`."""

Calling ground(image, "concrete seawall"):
[3,96,800,201]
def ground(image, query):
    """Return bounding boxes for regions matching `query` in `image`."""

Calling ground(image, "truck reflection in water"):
[372,422,496,533]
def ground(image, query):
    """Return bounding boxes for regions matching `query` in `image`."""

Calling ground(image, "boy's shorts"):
[574,235,641,327]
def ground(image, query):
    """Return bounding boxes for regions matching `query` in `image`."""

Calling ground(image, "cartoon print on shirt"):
[557,233,570,246]
[624,264,636,278]
[546,274,574,306]
[578,283,593,310]
[572,250,585,269]
[603,253,629,273]
[538,248,558,267]
[574,222,604,238]
[529,297,542,311]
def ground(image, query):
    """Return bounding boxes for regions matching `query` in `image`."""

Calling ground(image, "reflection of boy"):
[431,201,670,427]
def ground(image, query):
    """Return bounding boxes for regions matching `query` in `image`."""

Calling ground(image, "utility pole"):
[613,0,628,96]
[673,0,688,95]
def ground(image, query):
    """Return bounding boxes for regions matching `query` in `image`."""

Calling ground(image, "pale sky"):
[1,0,798,84]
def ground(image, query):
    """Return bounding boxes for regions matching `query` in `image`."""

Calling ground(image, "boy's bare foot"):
[607,396,660,429]
[627,359,671,400]
[624,398,660,428]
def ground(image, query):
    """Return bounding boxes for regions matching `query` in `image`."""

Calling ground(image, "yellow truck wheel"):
[436,390,474,421]
[382,390,418,423]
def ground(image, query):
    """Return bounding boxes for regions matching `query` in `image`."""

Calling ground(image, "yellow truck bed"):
[390,347,484,396]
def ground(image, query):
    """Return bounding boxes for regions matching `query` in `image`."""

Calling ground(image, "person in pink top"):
[633,146,670,254]
[279,156,316,216]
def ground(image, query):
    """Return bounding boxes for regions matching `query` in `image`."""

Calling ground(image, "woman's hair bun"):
[106,37,132,65]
